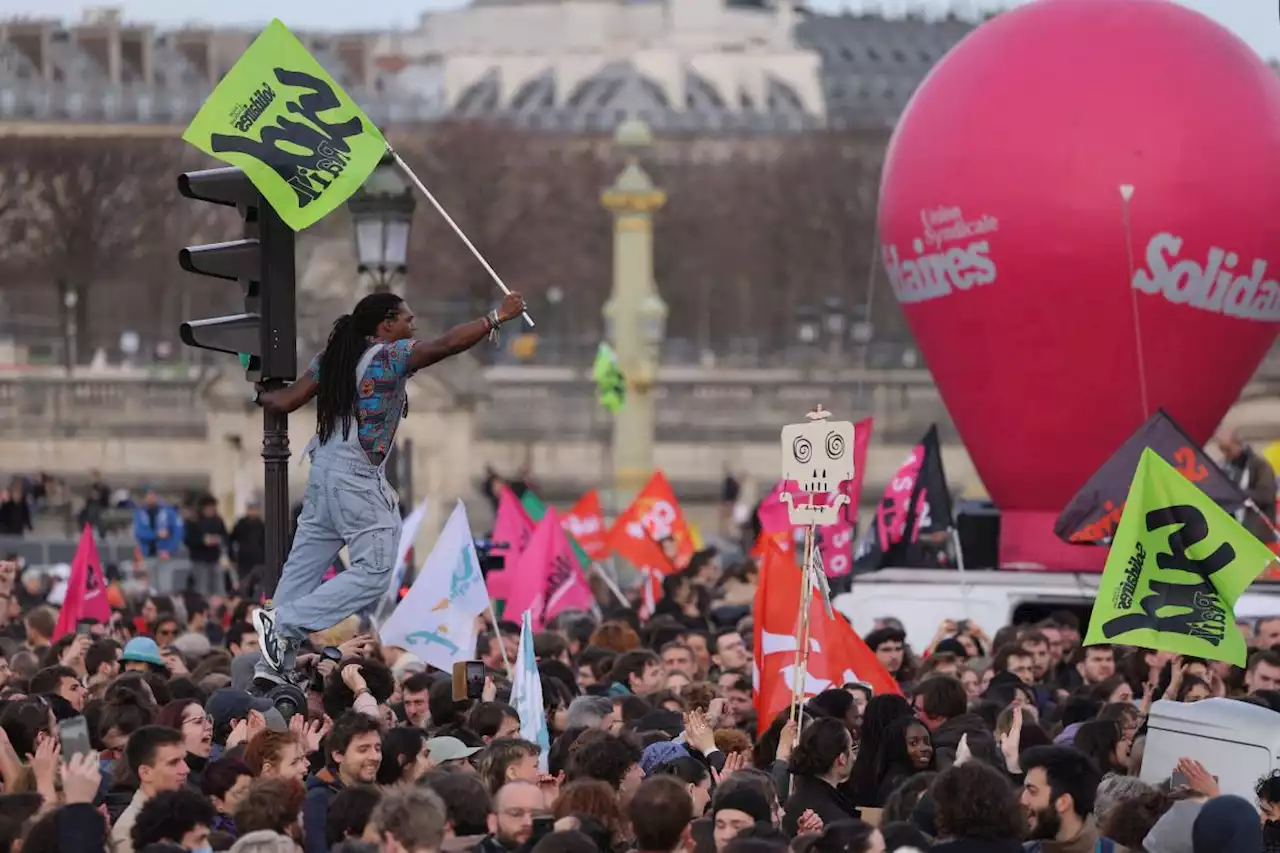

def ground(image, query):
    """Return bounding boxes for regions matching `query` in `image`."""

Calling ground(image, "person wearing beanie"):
[712,789,774,853]
[1192,795,1263,853]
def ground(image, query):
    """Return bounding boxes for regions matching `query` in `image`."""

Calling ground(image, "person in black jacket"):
[912,675,1001,769]
[781,717,860,836]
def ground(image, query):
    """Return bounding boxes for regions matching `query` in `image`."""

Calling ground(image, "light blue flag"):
[512,610,549,771]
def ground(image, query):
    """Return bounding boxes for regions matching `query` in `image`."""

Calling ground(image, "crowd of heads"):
[0,553,1275,853]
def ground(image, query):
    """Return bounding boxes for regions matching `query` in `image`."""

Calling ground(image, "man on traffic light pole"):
[249,289,527,686]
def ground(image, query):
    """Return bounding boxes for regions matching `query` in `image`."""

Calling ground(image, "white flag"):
[512,611,549,771]
[380,500,489,672]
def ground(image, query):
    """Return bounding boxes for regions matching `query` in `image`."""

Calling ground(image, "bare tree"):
[2,136,184,356]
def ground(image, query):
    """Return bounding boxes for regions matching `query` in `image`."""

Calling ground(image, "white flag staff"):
[388,146,535,328]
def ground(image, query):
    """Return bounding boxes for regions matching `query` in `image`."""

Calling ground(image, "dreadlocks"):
[314,291,405,445]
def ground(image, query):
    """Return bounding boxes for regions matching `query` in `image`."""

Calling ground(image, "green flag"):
[182,19,387,231]
[592,343,626,414]
[1085,447,1275,665]
[520,491,593,570]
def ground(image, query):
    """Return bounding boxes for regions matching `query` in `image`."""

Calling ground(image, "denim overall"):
[268,343,403,664]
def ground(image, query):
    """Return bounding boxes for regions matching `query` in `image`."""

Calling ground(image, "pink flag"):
[488,488,536,600]
[506,509,595,630]
[823,417,873,578]
[757,482,793,534]
[54,525,111,639]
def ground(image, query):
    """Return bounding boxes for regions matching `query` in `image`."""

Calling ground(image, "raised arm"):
[408,292,526,372]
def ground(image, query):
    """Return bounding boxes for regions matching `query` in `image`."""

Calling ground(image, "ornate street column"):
[601,118,668,504]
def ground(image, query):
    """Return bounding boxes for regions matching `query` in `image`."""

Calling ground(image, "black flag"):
[1054,409,1246,546]
[855,425,954,571]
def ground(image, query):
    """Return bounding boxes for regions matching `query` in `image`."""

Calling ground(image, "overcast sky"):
[0,0,1272,59]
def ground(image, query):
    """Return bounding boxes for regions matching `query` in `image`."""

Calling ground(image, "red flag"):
[609,472,694,575]
[506,510,594,630]
[54,525,110,639]
[488,488,536,600]
[564,490,610,561]
[753,538,899,721]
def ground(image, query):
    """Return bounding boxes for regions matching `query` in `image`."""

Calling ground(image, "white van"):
[834,569,1280,649]
[1142,697,1279,803]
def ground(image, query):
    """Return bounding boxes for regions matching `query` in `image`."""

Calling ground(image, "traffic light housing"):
[177,167,298,382]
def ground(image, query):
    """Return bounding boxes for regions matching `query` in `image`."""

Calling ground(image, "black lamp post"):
[348,154,416,292]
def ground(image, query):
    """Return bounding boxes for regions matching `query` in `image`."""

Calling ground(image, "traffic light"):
[177,167,298,382]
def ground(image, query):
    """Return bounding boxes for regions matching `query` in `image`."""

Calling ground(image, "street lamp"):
[347,154,416,292]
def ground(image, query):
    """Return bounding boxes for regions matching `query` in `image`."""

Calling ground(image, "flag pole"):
[484,598,513,678]
[387,146,535,328]
[790,523,817,727]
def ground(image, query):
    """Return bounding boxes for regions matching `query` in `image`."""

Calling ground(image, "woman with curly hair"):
[929,762,1025,853]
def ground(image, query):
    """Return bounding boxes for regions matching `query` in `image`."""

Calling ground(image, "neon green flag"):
[592,343,626,414]
[1085,447,1275,665]
[182,19,387,231]
[520,491,592,570]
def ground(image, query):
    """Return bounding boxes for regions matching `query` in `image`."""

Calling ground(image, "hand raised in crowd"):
[706,697,727,729]
[1175,757,1220,798]
[999,706,1023,773]
[797,809,824,834]
[28,733,61,802]
[954,732,972,767]
[338,633,376,659]
[291,713,331,753]
[720,750,749,776]
[61,751,102,805]
[162,648,189,677]
[60,634,92,671]
[482,677,498,703]
[341,664,368,694]
[0,560,16,595]
[776,719,798,764]
[684,708,717,756]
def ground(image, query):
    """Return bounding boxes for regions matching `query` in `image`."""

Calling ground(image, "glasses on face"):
[156,629,177,640]
[183,713,213,727]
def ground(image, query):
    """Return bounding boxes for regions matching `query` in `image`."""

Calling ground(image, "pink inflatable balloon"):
[878,0,1280,569]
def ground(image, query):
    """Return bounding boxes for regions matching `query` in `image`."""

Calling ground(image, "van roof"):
[1148,696,1280,739]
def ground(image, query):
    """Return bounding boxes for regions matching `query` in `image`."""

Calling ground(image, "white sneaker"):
[253,607,287,673]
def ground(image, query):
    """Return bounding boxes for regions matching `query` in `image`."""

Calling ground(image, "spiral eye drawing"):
[825,431,846,460]
[792,435,813,464]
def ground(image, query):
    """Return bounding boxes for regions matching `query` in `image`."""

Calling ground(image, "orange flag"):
[564,490,610,561]
[753,538,900,721]
[609,472,695,574]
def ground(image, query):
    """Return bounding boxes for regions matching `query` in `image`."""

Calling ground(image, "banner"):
[753,538,900,721]
[53,525,110,640]
[564,490,610,562]
[521,491,592,569]
[379,501,490,671]
[511,611,550,771]
[182,19,386,231]
[592,343,626,414]
[486,489,536,601]
[506,510,595,630]
[610,471,695,573]
[1085,448,1274,665]
[854,425,952,571]
[1056,410,1245,545]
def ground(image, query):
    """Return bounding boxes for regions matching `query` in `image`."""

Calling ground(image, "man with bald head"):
[486,781,545,852]
[1214,426,1277,543]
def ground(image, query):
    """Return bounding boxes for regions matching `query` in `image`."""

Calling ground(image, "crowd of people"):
[0,545,1274,853]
